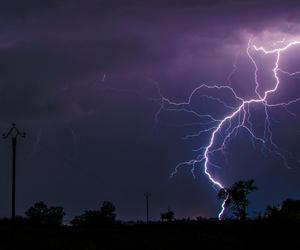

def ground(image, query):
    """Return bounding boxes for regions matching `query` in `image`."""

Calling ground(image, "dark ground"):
[1,221,300,250]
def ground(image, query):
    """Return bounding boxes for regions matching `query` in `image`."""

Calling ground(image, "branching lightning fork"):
[155,38,300,219]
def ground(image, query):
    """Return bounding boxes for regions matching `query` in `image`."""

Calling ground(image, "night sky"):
[1,0,300,221]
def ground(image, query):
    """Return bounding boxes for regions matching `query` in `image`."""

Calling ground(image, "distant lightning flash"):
[155,38,300,219]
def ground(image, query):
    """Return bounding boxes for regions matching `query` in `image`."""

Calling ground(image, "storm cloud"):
[0,0,299,221]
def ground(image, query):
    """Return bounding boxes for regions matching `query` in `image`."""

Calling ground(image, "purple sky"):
[0,0,300,221]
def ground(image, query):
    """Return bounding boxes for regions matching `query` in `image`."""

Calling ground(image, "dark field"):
[1,221,300,250]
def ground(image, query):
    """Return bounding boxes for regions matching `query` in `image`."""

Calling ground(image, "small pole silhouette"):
[3,123,25,221]
[144,192,151,223]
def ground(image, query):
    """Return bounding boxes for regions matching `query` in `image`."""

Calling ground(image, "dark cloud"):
[0,0,299,220]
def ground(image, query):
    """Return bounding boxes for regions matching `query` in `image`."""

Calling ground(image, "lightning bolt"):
[154,38,300,219]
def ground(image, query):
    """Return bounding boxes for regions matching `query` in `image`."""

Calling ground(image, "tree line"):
[218,179,300,221]
[1,179,300,227]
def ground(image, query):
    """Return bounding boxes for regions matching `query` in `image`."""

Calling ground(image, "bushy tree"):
[218,179,257,220]
[71,210,102,227]
[100,201,116,224]
[25,201,65,226]
[161,209,175,222]
[71,201,116,227]
[266,199,300,221]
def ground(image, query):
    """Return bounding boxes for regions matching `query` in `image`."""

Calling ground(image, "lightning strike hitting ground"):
[155,38,300,219]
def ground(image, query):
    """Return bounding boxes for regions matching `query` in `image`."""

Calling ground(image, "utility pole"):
[3,123,25,221]
[144,192,151,223]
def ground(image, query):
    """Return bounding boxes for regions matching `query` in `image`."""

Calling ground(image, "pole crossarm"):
[3,123,26,139]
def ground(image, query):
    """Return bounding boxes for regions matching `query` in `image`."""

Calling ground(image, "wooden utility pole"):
[3,123,25,221]
[144,192,151,223]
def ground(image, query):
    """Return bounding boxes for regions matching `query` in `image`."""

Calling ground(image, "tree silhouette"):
[100,201,116,224]
[71,210,102,227]
[161,209,175,222]
[71,201,116,227]
[266,199,300,221]
[218,179,257,220]
[25,201,65,226]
